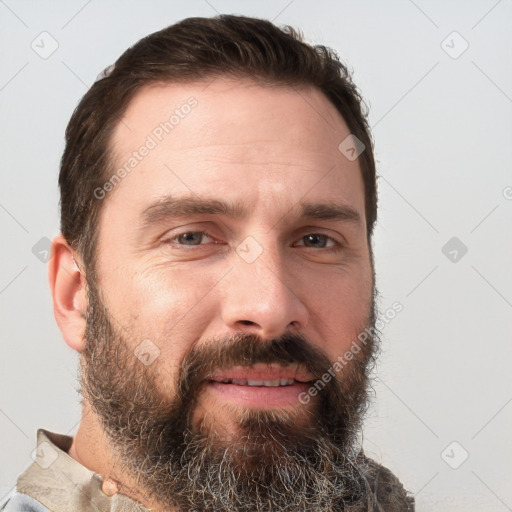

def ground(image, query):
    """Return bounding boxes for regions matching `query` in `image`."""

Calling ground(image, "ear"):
[48,234,88,352]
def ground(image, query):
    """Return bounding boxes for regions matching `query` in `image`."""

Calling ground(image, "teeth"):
[246,379,283,387]
[237,379,293,388]
[216,378,296,387]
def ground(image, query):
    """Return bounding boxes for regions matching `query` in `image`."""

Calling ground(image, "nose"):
[220,239,309,340]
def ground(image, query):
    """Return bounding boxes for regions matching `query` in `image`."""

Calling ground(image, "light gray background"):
[1,1,511,510]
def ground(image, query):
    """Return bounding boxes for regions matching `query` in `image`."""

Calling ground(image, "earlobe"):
[48,234,88,352]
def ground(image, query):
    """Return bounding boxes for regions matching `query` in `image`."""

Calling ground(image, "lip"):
[207,380,312,408]
[206,363,315,409]
[209,363,315,384]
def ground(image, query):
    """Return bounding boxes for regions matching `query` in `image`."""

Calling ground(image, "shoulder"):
[0,490,51,512]
[358,455,416,511]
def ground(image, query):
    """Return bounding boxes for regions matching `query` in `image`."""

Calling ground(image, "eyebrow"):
[140,195,362,229]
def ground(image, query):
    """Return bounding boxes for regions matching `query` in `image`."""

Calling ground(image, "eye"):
[167,231,216,247]
[164,230,343,253]
[295,233,342,251]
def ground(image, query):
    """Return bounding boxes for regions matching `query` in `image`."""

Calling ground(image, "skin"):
[49,77,374,509]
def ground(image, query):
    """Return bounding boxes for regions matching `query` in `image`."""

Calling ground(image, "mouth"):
[214,377,297,387]
[206,364,315,408]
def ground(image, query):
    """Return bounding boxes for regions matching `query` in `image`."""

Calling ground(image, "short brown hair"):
[59,14,377,275]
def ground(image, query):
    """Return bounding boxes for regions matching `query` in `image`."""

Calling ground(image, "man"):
[1,14,414,512]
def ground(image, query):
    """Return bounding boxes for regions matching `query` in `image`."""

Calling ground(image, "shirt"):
[0,430,148,512]
[1,429,414,511]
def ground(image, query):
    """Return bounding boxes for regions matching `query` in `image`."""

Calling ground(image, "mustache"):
[154,330,370,451]
[176,332,333,398]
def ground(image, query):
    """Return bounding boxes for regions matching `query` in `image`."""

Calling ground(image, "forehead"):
[102,77,365,234]
[113,77,348,150]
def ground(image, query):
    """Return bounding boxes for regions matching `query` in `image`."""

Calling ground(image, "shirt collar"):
[17,429,149,512]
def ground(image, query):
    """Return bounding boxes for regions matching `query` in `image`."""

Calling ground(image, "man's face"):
[82,77,376,510]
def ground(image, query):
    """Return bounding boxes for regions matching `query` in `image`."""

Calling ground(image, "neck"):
[68,402,171,511]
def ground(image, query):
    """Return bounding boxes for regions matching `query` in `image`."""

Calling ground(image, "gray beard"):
[80,279,378,511]
[161,417,368,511]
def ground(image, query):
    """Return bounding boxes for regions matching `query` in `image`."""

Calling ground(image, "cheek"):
[122,265,223,357]
[310,265,373,357]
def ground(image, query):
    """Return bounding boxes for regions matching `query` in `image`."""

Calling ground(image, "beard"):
[79,276,379,512]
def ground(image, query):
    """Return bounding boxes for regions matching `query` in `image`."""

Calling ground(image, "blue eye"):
[299,234,331,248]
[165,231,343,252]
[296,234,342,251]
[171,231,214,246]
